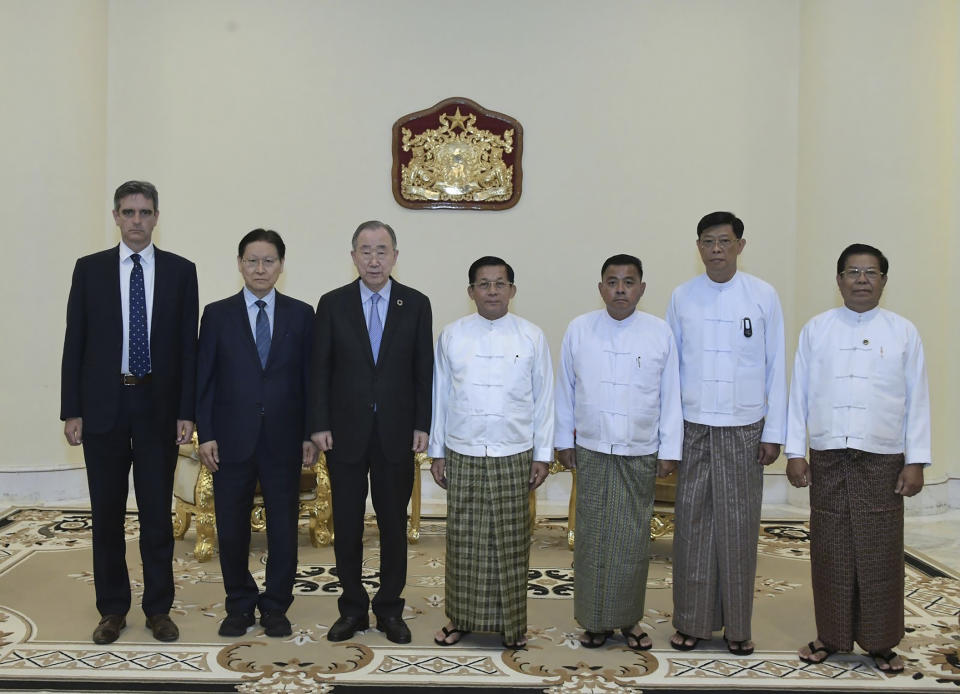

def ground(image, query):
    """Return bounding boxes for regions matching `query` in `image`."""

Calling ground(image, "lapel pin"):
[863,338,869,345]
[396,299,403,306]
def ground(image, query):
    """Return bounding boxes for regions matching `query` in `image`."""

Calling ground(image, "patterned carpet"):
[0,507,959,693]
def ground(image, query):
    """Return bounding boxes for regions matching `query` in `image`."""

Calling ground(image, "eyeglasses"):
[840,267,884,280]
[241,257,279,269]
[698,237,736,249]
[357,248,392,260]
[470,280,512,292]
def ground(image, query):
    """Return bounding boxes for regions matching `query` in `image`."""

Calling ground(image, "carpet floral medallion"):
[0,508,957,692]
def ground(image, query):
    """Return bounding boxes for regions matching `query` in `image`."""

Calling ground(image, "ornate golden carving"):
[309,455,334,547]
[392,97,522,210]
[400,107,513,203]
[172,435,217,562]
[407,452,431,543]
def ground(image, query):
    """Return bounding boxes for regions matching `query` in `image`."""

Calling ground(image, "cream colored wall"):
[2,1,956,500]
[796,0,958,487]
[1,0,108,474]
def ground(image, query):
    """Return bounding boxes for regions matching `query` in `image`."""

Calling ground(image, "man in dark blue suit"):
[61,181,198,644]
[196,229,316,638]
[310,221,433,644]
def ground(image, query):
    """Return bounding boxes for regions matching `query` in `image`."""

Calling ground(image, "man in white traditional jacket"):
[666,211,787,655]
[429,256,554,650]
[555,253,682,651]
[786,243,929,675]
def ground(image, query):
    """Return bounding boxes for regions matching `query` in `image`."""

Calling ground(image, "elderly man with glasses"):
[196,229,316,639]
[786,243,930,675]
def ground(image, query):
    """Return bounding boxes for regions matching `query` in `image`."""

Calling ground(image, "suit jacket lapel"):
[149,247,162,349]
[108,246,123,358]
[268,292,290,368]
[378,278,404,367]
[350,281,377,367]
[232,290,262,369]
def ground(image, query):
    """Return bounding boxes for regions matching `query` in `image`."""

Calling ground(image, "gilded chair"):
[172,434,334,561]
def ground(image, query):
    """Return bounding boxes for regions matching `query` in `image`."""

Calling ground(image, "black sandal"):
[579,630,613,648]
[621,628,653,651]
[799,640,835,664]
[433,626,469,646]
[724,636,754,656]
[669,630,699,651]
[870,650,905,674]
[502,640,527,650]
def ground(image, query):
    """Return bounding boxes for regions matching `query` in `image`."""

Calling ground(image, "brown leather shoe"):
[92,614,126,644]
[145,614,179,642]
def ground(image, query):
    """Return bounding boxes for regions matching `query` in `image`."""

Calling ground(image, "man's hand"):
[757,442,781,466]
[657,459,679,478]
[895,463,924,497]
[64,417,83,446]
[431,458,447,489]
[785,457,809,488]
[556,448,576,470]
[311,431,333,451]
[412,429,428,453]
[176,420,195,446]
[529,461,549,490]
[198,440,220,472]
[302,440,318,467]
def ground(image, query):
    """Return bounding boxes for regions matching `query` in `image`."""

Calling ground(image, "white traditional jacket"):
[666,271,787,443]
[428,312,555,461]
[555,309,682,459]
[785,306,930,464]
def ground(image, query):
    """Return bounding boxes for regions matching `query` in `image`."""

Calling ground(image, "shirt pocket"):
[734,316,765,367]
[734,316,765,408]
[870,345,906,443]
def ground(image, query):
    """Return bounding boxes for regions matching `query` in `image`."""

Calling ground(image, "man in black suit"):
[310,220,433,644]
[61,180,198,644]
[195,229,316,638]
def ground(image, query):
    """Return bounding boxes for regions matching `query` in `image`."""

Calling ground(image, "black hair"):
[696,210,743,238]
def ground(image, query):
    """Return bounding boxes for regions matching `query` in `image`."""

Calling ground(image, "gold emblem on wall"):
[392,97,523,210]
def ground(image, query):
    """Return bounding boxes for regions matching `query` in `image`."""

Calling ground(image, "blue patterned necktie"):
[128,253,150,378]
[255,300,271,368]
[368,292,383,363]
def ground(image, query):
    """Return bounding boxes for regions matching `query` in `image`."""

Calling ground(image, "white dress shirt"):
[555,310,683,459]
[785,306,931,465]
[119,241,155,374]
[428,312,555,461]
[666,271,787,443]
[243,286,276,338]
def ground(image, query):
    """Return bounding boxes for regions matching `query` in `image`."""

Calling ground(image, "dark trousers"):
[81,382,177,618]
[212,433,301,615]
[327,418,414,620]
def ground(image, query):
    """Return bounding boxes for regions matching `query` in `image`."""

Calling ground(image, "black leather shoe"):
[327,614,369,642]
[376,616,411,644]
[92,614,126,644]
[260,611,292,638]
[145,614,179,642]
[218,612,255,637]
